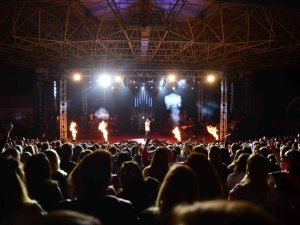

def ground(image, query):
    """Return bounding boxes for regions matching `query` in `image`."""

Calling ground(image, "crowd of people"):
[0,123,299,225]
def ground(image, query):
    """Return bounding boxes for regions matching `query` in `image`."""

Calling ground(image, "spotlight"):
[168,74,176,83]
[207,74,216,83]
[97,74,111,88]
[160,77,166,87]
[178,79,186,88]
[114,76,122,83]
[73,73,82,81]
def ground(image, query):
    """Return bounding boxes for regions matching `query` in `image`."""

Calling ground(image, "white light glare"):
[97,74,111,88]
[114,76,122,83]
[178,79,186,88]
[207,74,216,83]
[168,74,176,83]
[73,73,82,81]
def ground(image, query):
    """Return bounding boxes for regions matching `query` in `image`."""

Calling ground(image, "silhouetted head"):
[156,164,198,213]
[79,150,112,195]
[32,210,101,225]
[168,200,280,225]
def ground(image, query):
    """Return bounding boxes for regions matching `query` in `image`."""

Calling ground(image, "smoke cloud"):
[196,101,218,116]
[95,107,109,120]
[164,93,182,125]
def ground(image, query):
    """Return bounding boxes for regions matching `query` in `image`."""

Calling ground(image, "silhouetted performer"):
[144,118,151,140]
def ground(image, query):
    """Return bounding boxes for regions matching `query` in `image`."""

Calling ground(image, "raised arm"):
[0,123,13,153]
[268,139,281,168]
[141,137,151,167]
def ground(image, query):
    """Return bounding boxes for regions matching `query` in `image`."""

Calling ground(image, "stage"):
[74,132,215,144]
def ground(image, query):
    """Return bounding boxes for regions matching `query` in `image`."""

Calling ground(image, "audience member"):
[24,153,63,211]
[32,210,101,225]
[44,149,70,199]
[185,152,223,200]
[117,161,160,213]
[140,164,198,225]
[226,153,250,192]
[229,153,279,215]
[0,157,45,225]
[57,150,138,225]
[59,143,76,174]
[168,200,281,225]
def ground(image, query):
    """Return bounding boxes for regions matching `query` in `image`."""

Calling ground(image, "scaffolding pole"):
[220,75,228,141]
[197,81,203,123]
[59,76,67,140]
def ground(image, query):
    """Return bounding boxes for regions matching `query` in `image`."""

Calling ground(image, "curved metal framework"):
[0,1,299,71]
[64,68,222,79]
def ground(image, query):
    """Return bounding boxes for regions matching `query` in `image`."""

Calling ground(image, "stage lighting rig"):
[97,74,111,88]
[73,73,82,81]
[207,74,216,83]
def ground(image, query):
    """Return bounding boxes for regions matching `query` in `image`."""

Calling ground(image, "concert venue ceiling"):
[0,0,299,72]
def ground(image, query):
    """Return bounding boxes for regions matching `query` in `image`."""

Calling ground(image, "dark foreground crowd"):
[0,124,299,225]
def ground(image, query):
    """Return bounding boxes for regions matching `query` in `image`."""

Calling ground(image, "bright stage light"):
[178,79,186,88]
[168,74,176,83]
[114,76,122,83]
[73,73,82,81]
[207,74,216,83]
[160,77,166,87]
[97,74,111,88]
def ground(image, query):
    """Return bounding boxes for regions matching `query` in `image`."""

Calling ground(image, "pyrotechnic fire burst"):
[98,121,108,142]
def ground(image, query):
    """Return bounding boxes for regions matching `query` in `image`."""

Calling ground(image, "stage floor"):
[76,132,214,144]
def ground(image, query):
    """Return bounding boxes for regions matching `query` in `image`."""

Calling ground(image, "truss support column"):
[60,76,67,140]
[197,81,204,123]
[220,74,228,141]
[82,80,88,115]
[82,80,88,133]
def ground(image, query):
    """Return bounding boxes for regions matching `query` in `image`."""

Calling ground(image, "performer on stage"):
[144,118,151,140]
